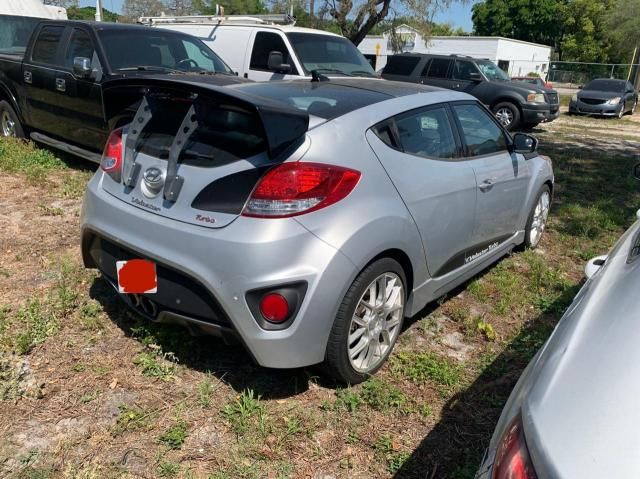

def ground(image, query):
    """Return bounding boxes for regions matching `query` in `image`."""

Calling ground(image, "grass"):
[1,116,639,477]
[159,420,188,449]
[391,351,463,388]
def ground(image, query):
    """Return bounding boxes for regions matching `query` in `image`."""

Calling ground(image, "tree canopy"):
[472,0,635,63]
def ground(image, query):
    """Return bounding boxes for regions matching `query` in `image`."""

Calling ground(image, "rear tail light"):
[100,127,123,181]
[492,415,538,479]
[242,162,361,218]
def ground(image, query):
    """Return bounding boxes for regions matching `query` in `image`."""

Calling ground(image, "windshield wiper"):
[118,65,182,74]
[311,68,352,76]
[350,70,376,77]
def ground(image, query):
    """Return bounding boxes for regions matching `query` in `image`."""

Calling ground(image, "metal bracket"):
[123,96,153,187]
[163,102,198,202]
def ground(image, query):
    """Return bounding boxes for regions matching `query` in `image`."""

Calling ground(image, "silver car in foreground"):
[476,190,640,478]
[81,77,553,383]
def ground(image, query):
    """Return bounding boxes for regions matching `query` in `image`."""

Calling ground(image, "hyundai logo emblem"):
[141,166,165,198]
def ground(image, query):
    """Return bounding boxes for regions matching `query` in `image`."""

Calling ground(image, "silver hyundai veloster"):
[81,78,553,383]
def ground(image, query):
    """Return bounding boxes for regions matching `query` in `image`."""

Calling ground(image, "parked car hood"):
[578,89,623,100]
[489,79,546,95]
[522,219,640,477]
[112,71,250,86]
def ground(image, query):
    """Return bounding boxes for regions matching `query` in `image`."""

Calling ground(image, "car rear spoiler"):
[102,77,309,160]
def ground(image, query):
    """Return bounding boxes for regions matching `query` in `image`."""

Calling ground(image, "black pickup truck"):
[381,53,560,131]
[0,15,245,162]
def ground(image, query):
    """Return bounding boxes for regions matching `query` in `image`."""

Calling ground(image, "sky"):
[79,0,477,31]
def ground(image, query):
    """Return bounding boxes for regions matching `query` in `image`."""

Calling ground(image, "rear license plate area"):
[116,259,157,293]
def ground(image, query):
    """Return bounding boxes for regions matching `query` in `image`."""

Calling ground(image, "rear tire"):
[323,258,406,385]
[524,185,551,249]
[0,101,25,138]
[492,102,521,131]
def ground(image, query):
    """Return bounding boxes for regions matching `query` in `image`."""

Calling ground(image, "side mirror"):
[267,51,291,74]
[512,132,537,153]
[469,72,482,82]
[633,162,640,180]
[584,255,607,279]
[73,56,92,78]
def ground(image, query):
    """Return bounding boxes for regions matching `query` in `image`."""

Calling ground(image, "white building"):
[0,0,68,19]
[359,25,552,79]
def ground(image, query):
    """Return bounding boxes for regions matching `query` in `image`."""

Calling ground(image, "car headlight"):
[571,94,578,102]
[527,93,547,103]
[607,97,621,105]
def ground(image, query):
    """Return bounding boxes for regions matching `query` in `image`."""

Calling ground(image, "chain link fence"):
[548,61,640,89]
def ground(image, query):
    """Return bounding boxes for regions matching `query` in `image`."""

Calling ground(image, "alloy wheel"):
[1,110,16,137]
[530,191,550,247]
[348,272,404,373]
[495,108,513,127]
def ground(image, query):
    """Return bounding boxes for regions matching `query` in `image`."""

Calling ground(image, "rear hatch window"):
[100,86,307,229]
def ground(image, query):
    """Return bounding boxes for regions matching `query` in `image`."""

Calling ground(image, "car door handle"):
[23,71,32,84]
[55,78,66,92]
[479,179,494,191]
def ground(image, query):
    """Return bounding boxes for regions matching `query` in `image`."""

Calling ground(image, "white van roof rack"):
[138,13,296,26]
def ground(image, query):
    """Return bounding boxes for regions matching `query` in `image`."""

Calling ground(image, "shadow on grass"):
[394,284,580,479]
[89,276,317,400]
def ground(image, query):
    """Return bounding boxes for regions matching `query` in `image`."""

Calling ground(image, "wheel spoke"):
[349,337,368,360]
[348,327,366,344]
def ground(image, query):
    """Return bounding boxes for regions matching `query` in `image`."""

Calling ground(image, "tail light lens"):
[492,415,538,479]
[242,162,361,218]
[100,127,123,181]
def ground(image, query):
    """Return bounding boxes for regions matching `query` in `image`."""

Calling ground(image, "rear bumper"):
[80,172,357,369]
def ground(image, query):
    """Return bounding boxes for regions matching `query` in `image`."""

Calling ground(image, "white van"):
[138,14,377,81]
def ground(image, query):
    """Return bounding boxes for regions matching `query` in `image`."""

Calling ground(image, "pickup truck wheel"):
[492,102,520,131]
[0,101,24,138]
[323,258,406,385]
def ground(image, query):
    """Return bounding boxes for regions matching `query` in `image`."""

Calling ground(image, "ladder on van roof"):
[138,12,296,26]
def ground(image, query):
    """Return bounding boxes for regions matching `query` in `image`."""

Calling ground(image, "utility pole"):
[95,0,103,21]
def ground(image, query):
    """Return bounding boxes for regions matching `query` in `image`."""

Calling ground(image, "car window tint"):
[250,31,297,74]
[32,25,64,65]
[383,56,420,75]
[395,107,457,159]
[426,58,451,78]
[453,104,508,156]
[372,123,398,149]
[0,15,40,55]
[65,29,95,69]
[453,60,479,81]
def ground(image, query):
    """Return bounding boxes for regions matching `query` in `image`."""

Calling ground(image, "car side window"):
[249,31,298,74]
[453,60,479,81]
[394,106,457,159]
[453,103,508,156]
[32,25,65,65]
[426,58,451,78]
[65,28,96,69]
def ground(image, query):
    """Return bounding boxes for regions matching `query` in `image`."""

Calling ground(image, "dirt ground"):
[0,111,639,479]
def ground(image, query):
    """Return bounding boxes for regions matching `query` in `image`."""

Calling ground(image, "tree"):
[606,0,640,63]
[122,0,166,22]
[472,0,616,61]
[193,0,267,15]
[164,0,196,15]
[67,6,120,21]
[326,0,460,46]
[43,0,79,7]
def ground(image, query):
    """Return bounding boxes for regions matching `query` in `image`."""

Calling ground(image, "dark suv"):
[381,54,559,130]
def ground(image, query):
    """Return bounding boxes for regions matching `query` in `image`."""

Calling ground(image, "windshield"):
[98,29,233,74]
[476,60,510,81]
[286,33,375,77]
[584,79,625,92]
